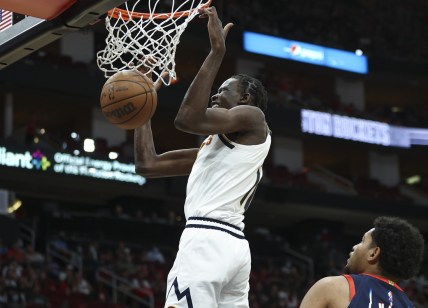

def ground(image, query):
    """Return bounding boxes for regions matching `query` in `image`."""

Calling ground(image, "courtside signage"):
[301,109,428,148]
[243,31,368,74]
[0,147,39,169]
[0,146,146,185]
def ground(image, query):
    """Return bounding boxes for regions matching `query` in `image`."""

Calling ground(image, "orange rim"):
[108,0,212,20]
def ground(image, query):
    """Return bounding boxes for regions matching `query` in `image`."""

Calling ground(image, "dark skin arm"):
[174,7,265,137]
[134,121,198,178]
[134,70,198,178]
[300,276,350,308]
[135,7,265,178]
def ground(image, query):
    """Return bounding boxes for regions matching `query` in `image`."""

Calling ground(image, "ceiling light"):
[406,175,421,185]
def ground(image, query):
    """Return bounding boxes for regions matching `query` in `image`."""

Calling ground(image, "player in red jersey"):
[300,216,424,307]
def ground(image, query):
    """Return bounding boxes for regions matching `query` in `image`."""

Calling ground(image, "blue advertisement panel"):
[243,32,368,74]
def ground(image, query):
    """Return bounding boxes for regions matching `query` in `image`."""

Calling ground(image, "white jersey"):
[184,132,271,230]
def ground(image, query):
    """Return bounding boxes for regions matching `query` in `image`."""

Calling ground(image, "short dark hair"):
[231,74,268,112]
[371,216,425,280]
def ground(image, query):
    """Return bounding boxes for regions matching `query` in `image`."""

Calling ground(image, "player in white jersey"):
[134,6,271,307]
[185,133,270,230]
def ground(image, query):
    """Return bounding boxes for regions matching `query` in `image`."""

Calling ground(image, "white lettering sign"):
[0,146,146,186]
[53,152,146,186]
[301,109,332,136]
[301,110,391,146]
[0,147,33,169]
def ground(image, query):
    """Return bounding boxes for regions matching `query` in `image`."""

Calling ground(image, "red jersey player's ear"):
[368,246,380,262]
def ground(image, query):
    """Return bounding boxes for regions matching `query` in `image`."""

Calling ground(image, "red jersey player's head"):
[345,216,424,282]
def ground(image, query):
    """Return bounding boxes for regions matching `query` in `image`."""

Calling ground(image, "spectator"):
[6,240,26,264]
[0,238,8,259]
[50,232,69,253]
[146,247,165,264]
[72,271,92,296]
[25,245,45,269]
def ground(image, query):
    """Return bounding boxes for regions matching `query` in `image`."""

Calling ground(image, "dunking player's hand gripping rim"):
[96,0,212,85]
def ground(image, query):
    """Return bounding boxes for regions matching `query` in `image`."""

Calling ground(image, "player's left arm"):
[133,69,198,178]
[134,120,198,178]
[300,276,350,308]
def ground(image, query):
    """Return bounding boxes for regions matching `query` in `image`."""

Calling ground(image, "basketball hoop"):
[96,0,212,85]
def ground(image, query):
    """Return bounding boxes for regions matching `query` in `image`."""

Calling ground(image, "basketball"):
[100,70,157,130]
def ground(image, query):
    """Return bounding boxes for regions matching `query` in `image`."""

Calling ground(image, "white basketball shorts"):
[164,217,251,308]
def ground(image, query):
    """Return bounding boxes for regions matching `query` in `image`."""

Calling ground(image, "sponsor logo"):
[0,147,51,170]
[31,149,51,170]
[104,85,130,102]
[285,43,324,61]
[104,102,137,118]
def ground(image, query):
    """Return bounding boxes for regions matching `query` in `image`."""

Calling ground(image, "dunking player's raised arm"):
[174,7,265,137]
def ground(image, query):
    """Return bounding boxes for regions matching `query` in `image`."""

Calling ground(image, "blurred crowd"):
[2,1,428,307]
[263,163,415,203]
[16,115,428,203]
[255,68,428,128]
[222,0,428,64]
[0,205,427,307]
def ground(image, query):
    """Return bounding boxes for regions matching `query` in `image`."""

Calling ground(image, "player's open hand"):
[199,6,233,52]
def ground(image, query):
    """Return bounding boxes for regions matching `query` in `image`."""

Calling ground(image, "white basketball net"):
[97,0,211,85]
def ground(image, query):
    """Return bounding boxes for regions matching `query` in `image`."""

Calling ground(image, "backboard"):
[0,0,127,69]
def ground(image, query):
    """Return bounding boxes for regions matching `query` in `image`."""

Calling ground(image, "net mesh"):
[96,0,211,85]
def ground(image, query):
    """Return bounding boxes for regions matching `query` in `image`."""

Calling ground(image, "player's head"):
[211,74,268,111]
[372,217,424,280]
[345,217,424,281]
[232,74,268,112]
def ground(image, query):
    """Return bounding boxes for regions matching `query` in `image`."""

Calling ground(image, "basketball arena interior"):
[0,0,427,307]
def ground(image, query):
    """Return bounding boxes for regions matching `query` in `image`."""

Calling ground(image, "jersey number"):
[240,168,261,211]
